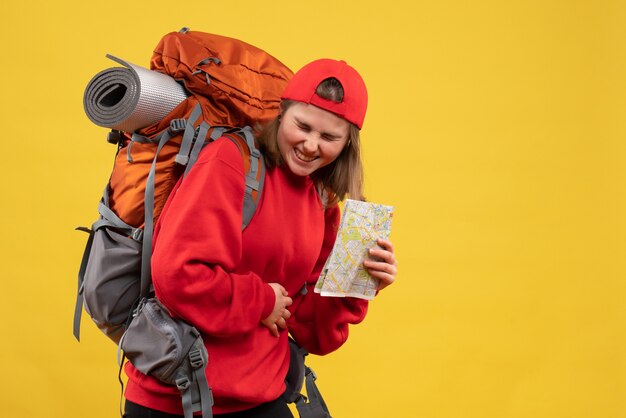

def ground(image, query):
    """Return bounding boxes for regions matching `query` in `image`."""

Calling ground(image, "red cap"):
[281,59,368,129]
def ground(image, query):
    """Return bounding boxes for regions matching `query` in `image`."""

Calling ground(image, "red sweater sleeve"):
[288,204,369,355]
[151,139,275,337]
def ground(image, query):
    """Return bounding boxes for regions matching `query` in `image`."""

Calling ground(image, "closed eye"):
[295,121,311,132]
[294,117,343,141]
[321,133,342,141]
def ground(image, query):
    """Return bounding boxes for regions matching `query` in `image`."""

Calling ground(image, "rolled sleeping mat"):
[83,54,189,133]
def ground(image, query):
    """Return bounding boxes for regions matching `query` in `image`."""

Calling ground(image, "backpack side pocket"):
[83,226,142,343]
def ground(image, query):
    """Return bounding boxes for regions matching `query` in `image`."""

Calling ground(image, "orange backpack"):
[109,28,293,230]
[74,28,293,343]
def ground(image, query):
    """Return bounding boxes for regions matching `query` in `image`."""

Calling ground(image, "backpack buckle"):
[189,348,204,369]
[169,119,187,133]
[174,155,189,166]
[107,130,123,145]
[299,284,308,295]
[175,377,190,391]
[131,228,144,242]
[305,367,317,381]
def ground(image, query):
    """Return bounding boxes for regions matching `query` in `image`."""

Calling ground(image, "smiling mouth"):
[294,148,318,163]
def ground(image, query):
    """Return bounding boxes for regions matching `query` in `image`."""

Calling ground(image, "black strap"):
[294,366,332,418]
[117,351,127,418]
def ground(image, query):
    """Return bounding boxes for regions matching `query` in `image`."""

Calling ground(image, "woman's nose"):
[302,134,318,153]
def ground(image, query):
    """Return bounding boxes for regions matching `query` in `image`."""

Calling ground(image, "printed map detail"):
[315,199,394,300]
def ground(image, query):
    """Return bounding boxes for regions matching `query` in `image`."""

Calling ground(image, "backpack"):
[74,27,292,343]
[74,27,332,418]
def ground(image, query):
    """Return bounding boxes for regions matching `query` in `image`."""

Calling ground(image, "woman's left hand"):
[363,238,398,291]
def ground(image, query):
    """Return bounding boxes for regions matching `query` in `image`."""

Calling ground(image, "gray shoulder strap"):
[140,128,176,299]
[212,127,265,230]
[239,127,265,229]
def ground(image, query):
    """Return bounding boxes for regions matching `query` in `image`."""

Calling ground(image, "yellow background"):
[1,0,625,417]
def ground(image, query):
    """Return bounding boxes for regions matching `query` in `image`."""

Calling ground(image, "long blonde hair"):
[256,78,364,205]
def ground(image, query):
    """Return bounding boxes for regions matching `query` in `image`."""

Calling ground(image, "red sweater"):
[124,137,369,414]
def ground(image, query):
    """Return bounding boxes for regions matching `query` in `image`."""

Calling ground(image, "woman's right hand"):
[261,283,293,337]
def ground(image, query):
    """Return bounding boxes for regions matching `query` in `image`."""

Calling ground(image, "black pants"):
[123,399,294,418]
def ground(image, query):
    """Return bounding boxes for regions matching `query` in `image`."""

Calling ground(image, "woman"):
[123,58,398,417]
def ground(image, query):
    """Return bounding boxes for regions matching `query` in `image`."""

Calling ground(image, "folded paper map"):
[315,199,394,300]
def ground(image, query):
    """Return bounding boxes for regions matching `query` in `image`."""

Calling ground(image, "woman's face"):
[277,102,350,177]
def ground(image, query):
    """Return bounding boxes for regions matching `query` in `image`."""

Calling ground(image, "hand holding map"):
[315,199,394,300]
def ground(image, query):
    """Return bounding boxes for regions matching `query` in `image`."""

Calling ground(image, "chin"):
[288,165,313,177]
